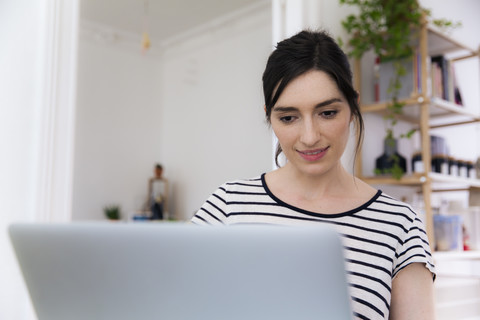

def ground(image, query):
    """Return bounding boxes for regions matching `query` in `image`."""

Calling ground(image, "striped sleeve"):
[191,184,229,225]
[393,208,436,279]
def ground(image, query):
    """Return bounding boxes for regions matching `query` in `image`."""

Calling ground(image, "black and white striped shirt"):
[191,174,435,320]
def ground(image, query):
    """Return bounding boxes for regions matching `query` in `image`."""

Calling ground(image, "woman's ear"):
[264,105,267,114]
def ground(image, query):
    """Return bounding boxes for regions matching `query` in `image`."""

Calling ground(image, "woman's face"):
[270,70,352,178]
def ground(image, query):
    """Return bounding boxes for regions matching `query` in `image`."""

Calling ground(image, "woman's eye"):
[321,110,338,119]
[279,116,296,123]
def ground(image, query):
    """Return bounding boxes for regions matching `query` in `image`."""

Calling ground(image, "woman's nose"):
[299,120,320,147]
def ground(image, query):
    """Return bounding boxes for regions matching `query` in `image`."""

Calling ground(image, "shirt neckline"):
[260,173,382,218]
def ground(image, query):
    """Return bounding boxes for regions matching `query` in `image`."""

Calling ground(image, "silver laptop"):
[9,223,352,320]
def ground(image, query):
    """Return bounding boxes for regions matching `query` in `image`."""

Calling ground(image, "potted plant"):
[104,205,121,221]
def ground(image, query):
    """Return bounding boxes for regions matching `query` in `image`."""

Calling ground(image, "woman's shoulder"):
[371,192,421,222]
[219,174,265,191]
[375,192,414,209]
[191,174,266,225]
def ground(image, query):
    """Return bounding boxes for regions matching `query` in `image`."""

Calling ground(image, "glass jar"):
[467,161,475,178]
[448,157,458,176]
[411,152,424,173]
[458,160,468,178]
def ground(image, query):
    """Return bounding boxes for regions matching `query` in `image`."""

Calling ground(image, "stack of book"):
[374,53,463,106]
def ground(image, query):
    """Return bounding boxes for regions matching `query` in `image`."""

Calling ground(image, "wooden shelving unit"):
[354,15,480,248]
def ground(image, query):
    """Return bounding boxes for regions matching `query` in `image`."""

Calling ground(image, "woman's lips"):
[297,147,329,162]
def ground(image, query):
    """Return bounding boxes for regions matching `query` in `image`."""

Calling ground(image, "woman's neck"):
[275,162,357,199]
[266,163,377,214]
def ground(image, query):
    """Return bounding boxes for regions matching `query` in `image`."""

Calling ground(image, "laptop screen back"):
[9,223,353,320]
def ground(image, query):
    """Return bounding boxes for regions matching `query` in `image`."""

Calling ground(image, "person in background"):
[191,30,435,320]
[147,163,168,220]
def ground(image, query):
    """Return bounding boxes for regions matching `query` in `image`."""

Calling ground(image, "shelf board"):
[360,174,426,186]
[430,98,480,124]
[361,173,480,188]
[360,97,423,125]
[430,97,478,118]
[431,98,476,116]
[429,172,480,188]
[360,97,422,113]
[433,250,480,261]
[361,97,480,127]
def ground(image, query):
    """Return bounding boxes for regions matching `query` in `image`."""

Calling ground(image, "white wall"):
[420,0,480,50]
[72,3,272,221]
[160,4,272,220]
[1,0,78,318]
[0,2,41,318]
[72,33,163,221]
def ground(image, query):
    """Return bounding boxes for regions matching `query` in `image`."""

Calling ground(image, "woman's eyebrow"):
[272,106,297,113]
[315,98,343,108]
[273,97,343,112]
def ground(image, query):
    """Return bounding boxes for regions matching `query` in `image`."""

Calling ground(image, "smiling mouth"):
[298,147,329,155]
[296,147,330,162]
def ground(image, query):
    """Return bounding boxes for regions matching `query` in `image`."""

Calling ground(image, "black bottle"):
[375,138,407,175]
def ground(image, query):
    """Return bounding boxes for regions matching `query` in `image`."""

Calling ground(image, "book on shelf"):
[430,55,463,106]
[451,61,463,105]
[431,55,449,101]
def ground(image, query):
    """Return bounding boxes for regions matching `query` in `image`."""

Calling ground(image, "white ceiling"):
[80,0,266,42]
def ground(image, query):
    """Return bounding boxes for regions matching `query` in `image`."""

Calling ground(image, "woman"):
[191,30,435,320]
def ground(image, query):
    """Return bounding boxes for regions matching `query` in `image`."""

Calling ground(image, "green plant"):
[340,0,422,60]
[374,157,404,180]
[339,0,460,179]
[104,205,121,220]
